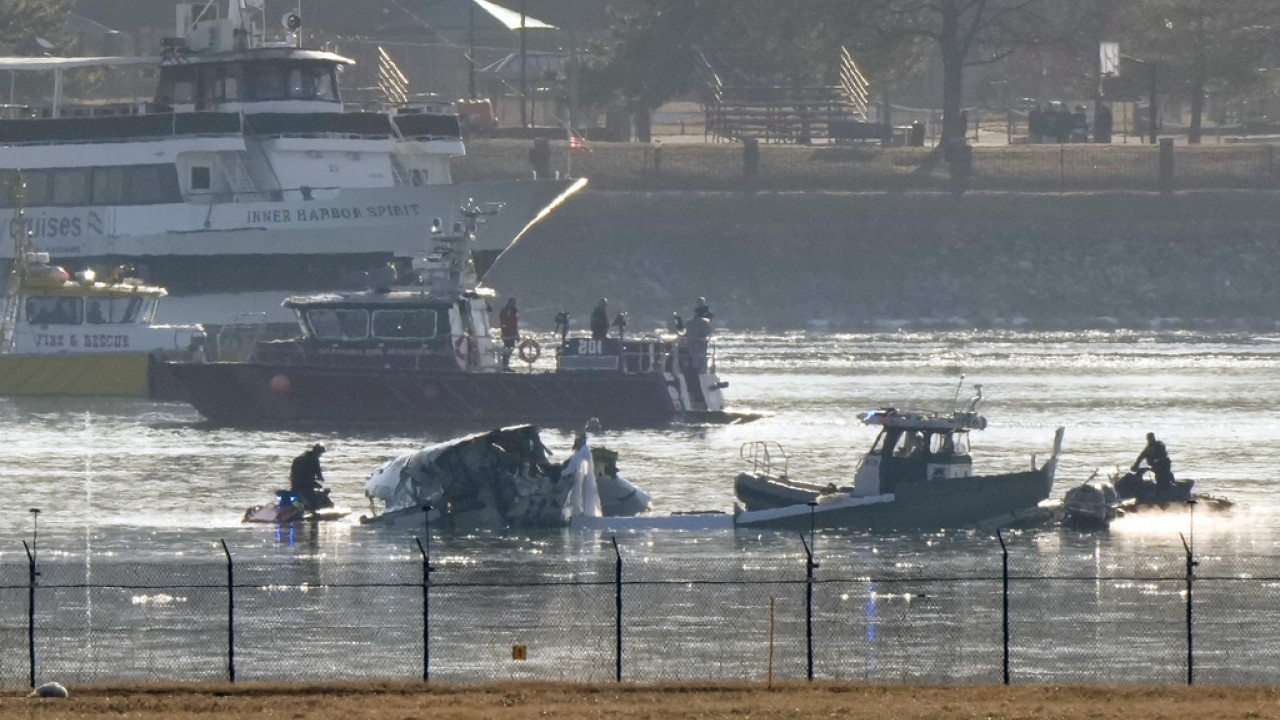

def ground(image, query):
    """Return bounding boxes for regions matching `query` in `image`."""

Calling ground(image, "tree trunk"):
[634,104,652,143]
[1188,11,1206,145]
[939,1,968,152]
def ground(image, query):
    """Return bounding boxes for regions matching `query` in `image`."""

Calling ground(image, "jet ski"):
[243,489,350,524]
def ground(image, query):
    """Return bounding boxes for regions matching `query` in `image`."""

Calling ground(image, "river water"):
[1,329,1278,685]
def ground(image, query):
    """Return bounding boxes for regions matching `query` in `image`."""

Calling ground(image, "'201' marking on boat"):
[577,339,603,355]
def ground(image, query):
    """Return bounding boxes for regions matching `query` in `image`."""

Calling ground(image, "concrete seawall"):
[484,190,1280,331]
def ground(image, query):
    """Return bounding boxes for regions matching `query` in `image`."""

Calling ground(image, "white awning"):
[471,0,557,31]
[0,55,160,72]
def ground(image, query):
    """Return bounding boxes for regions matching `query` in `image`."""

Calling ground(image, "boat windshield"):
[372,309,437,339]
[86,297,145,324]
[305,308,369,340]
[25,297,82,325]
[929,431,971,456]
[157,60,340,107]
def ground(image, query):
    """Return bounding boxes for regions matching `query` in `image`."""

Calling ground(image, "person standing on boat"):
[693,297,713,322]
[499,297,519,370]
[1132,432,1175,491]
[290,443,332,511]
[591,298,610,340]
[685,299,713,373]
[554,311,571,348]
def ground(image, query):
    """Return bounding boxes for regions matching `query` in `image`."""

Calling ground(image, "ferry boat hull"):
[165,361,687,427]
[0,178,582,321]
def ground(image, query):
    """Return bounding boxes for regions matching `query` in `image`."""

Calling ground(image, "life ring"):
[517,338,541,364]
[453,334,477,365]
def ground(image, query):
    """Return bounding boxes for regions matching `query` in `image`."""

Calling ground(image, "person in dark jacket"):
[1132,432,1175,490]
[498,297,519,370]
[290,443,332,510]
[590,298,610,340]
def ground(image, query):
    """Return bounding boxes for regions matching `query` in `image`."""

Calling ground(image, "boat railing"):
[740,441,788,479]
[555,336,669,374]
[0,111,242,145]
[214,312,268,362]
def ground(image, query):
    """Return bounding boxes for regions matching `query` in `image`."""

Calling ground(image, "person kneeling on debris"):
[290,443,333,510]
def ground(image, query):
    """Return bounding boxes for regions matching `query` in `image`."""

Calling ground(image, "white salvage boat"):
[732,382,1065,531]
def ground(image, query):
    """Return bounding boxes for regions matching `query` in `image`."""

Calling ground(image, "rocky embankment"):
[485,190,1280,331]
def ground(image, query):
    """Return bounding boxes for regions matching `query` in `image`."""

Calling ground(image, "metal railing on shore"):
[456,138,1280,194]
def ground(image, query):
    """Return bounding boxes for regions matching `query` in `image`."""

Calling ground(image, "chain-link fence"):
[2,531,1277,687]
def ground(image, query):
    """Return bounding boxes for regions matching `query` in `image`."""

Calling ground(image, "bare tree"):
[1131,0,1277,143]
[843,0,1045,150]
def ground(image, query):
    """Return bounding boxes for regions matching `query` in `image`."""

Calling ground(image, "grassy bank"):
[7,682,1280,719]
[456,139,1280,193]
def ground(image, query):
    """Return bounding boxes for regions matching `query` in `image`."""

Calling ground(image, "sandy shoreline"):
[5,682,1279,719]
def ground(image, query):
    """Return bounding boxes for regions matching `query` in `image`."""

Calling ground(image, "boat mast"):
[951,373,965,414]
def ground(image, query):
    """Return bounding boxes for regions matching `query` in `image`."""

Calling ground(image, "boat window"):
[216,62,243,102]
[870,425,890,453]
[306,308,369,340]
[53,169,91,206]
[892,431,926,459]
[169,65,198,105]
[173,79,195,105]
[125,165,182,204]
[313,66,337,101]
[288,67,307,99]
[930,433,955,458]
[91,167,127,205]
[953,432,970,455]
[199,66,221,109]
[86,297,143,324]
[20,170,52,206]
[118,297,143,323]
[372,309,436,339]
[246,62,286,101]
[25,297,83,325]
[86,299,106,324]
[191,166,211,191]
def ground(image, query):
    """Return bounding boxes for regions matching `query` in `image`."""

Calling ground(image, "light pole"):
[519,0,528,128]
[29,508,40,561]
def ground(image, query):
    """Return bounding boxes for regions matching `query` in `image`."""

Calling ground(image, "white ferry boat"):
[0,0,582,323]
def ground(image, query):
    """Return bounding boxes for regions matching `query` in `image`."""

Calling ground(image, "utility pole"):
[519,0,528,127]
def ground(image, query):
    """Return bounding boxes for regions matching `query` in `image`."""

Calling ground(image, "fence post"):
[612,535,622,682]
[1182,501,1198,685]
[417,504,433,682]
[742,137,759,189]
[23,540,35,688]
[220,539,234,683]
[997,529,1010,685]
[1159,138,1175,193]
[800,514,817,681]
[1059,145,1066,191]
